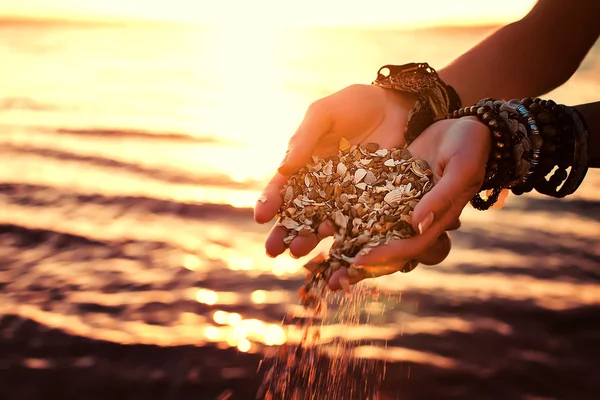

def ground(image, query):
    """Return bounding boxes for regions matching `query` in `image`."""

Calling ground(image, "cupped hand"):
[254,84,415,258]
[254,83,490,290]
[325,117,492,290]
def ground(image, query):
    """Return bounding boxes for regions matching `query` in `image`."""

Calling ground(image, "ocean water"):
[1,19,599,399]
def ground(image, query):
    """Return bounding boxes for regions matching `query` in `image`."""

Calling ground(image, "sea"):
[1,18,599,399]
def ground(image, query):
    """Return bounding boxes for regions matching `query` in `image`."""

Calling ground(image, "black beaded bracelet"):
[447,100,516,210]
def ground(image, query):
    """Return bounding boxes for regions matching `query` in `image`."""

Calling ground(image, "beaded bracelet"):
[511,98,588,198]
[447,100,519,210]
[451,97,589,208]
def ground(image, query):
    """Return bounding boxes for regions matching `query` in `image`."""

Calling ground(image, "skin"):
[254,0,600,290]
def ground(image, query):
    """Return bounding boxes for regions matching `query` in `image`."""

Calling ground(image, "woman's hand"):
[253,82,490,290]
[325,117,491,290]
[254,84,416,258]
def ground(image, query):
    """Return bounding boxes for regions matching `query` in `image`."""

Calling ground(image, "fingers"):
[289,219,335,257]
[412,232,451,265]
[254,173,287,224]
[265,225,289,258]
[354,219,456,267]
[289,234,319,258]
[411,154,482,237]
[278,100,333,176]
[328,232,452,291]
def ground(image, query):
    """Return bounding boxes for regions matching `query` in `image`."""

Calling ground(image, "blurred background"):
[1,1,599,399]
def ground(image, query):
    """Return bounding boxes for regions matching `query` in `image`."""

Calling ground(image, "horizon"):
[0,0,537,28]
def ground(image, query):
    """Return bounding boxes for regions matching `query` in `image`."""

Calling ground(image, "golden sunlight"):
[4,0,537,28]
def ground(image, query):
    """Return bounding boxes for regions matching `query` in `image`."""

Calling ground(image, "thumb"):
[412,154,484,235]
[278,100,333,176]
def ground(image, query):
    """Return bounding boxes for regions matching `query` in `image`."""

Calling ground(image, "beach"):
[1,19,600,399]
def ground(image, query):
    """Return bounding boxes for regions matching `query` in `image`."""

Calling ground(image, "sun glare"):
[3,0,536,28]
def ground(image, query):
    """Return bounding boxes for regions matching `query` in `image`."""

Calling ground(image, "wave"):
[0,97,58,111]
[0,183,254,221]
[54,128,233,144]
[1,144,260,190]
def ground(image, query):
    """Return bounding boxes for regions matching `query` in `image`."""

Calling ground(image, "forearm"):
[439,0,600,105]
[576,102,600,168]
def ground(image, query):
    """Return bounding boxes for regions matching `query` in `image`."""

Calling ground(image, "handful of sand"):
[275,138,433,301]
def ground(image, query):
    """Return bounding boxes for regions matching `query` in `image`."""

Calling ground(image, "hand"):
[325,117,491,289]
[255,84,416,258]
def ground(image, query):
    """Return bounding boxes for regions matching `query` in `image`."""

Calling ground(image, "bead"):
[500,158,512,168]
[529,134,543,149]
[546,100,556,108]
[539,100,547,108]
[470,106,478,114]
[521,97,534,107]
[458,108,464,117]
[537,112,552,124]
[512,186,525,195]
[495,141,505,148]
[494,151,502,160]
[482,111,494,122]
[488,119,498,128]
[493,130,503,139]
[551,105,563,115]
[529,102,542,115]
[477,106,488,116]
[542,125,557,138]
[541,142,556,154]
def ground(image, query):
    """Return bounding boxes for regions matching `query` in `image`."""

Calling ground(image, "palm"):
[308,84,412,157]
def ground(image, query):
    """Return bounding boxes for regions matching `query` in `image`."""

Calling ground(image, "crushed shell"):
[276,138,433,308]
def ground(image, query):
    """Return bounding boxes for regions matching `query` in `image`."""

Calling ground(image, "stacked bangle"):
[447,97,589,209]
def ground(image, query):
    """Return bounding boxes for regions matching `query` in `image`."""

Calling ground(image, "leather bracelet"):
[372,62,461,145]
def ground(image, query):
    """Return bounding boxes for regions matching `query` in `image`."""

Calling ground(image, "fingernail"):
[417,211,434,235]
[339,276,350,293]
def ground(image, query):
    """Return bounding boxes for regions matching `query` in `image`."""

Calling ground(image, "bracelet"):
[512,98,589,198]
[448,97,589,209]
[372,63,461,145]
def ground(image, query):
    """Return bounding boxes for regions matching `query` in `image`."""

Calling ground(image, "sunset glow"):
[1,0,537,27]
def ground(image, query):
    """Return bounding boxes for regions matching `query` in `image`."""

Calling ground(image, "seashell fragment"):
[336,162,347,176]
[283,235,295,244]
[333,210,348,229]
[365,142,379,153]
[322,161,333,176]
[284,186,294,204]
[279,218,300,230]
[339,137,352,152]
[363,171,377,185]
[353,168,367,184]
[384,189,404,205]
[375,149,388,157]
[304,175,312,187]
[384,159,396,168]
[355,182,367,190]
